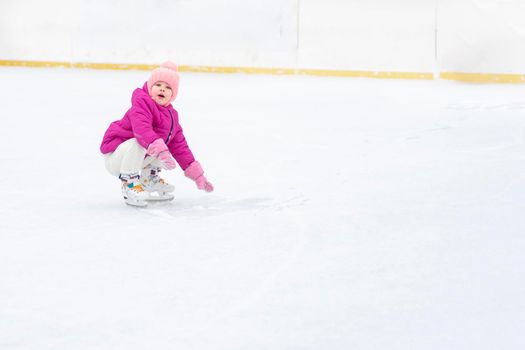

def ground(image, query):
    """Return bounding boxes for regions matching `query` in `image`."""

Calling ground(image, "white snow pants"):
[104,138,163,177]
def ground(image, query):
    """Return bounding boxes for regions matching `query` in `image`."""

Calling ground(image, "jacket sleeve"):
[168,126,196,170]
[128,95,161,149]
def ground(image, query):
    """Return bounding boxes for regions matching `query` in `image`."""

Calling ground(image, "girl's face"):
[150,81,173,106]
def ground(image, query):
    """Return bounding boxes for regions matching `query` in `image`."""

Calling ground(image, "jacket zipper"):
[166,110,174,144]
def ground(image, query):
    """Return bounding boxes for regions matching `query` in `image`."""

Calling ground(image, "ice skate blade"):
[146,192,175,201]
[124,197,148,207]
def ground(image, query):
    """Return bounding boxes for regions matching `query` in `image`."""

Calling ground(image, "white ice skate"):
[120,173,149,207]
[141,166,175,201]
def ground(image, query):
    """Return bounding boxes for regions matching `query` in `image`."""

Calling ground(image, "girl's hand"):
[147,139,176,170]
[147,138,168,157]
[184,161,214,192]
[158,150,176,170]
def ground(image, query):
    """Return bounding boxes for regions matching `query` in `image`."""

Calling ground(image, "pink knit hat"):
[147,61,180,104]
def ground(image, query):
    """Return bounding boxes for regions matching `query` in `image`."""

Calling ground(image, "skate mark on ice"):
[447,101,525,111]
[141,195,308,218]
[271,195,309,211]
[140,196,272,218]
[403,124,453,141]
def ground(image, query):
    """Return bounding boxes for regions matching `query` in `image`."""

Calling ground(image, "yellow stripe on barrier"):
[440,71,525,84]
[1,59,524,83]
[179,65,434,80]
[0,60,157,71]
[0,59,433,80]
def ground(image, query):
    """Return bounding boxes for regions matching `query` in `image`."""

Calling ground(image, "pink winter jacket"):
[100,83,195,170]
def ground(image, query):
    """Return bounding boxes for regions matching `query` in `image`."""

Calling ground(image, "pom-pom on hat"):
[147,61,180,104]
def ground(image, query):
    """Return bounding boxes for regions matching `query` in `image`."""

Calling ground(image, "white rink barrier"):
[1,0,524,82]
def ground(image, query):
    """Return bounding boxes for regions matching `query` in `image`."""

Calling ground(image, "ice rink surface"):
[0,67,524,349]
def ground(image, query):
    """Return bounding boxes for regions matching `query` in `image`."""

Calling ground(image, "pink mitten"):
[147,138,176,170]
[147,138,168,157]
[158,151,176,170]
[184,161,214,192]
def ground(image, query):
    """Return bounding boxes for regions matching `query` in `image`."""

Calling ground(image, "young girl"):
[100,61,214,207]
